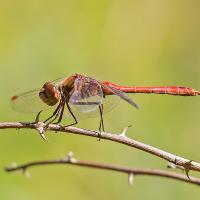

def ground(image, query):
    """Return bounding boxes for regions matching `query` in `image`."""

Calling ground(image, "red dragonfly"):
[11,73,200,133]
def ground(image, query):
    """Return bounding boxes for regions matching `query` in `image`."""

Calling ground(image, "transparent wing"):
[51,76,66,86]
[101,83,139,110]
[63,78,138,120]
[64,94,120,120]
[10,76,67,113]
[11,88,52,112]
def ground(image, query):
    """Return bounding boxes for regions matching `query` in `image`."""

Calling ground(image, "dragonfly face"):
[39,82,61,106]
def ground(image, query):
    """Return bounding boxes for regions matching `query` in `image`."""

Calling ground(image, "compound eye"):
[39,82,61,106]
[44,82,56,97]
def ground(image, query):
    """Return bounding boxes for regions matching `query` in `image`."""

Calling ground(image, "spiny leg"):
[66,102,78,127]
[44,102,62,123]
[46,103,64,125]
[53,103,65,124]
[98,103,104,141]
[54,103,78,132]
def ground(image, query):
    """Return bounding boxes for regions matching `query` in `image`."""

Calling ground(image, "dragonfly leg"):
[53,104,65,124]
[98,104,104,141]
[43,102,62,123]
[44,94,67,125]
[50,102,78,132]
[65,103,78,127]
[46,104,64,125]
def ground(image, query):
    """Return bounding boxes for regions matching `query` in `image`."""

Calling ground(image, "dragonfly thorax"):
[69,76,103,113]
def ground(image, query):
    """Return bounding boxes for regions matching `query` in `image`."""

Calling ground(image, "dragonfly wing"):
[64,94,120,120]
[11,88,52,112]
[51,76,66,86]
[64,77,138,120]
[10,76,67,113]
[101,83,139,109]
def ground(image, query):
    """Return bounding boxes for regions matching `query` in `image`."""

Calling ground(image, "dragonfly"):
[11,73,200,136]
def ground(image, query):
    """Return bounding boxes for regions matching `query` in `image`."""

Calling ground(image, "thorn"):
[68,151,74,157]
[67,151,77,163]
[119,125,132,137]
[185,169,190,179]
[35,110,43,123]
[68,152,77,163]
[35,110,51,142]
[62,152,74,162]
[23,168,31,179]
[129,172,134,186]
[12,162,17,168]
[37,126,51,143]
[40,132,51,143]
[184,160,194,179]
[187,160,194,163]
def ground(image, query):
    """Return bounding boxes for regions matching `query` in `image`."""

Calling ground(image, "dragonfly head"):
[39,82,61,106]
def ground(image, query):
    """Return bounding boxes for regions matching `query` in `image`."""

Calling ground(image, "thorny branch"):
[1,111,200,178]
[4,152,200,186]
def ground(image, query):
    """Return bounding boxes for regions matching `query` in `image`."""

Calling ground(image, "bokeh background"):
[1,0,200,199]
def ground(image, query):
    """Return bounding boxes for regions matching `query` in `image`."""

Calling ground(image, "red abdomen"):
[102,82,200,96]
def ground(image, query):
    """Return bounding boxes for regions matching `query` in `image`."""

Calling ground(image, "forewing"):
[51,76,66,86]
[10,76,67,113]
[11,88,51,112]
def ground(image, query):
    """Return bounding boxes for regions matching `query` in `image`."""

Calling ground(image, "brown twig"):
[1,111,200,176]
[4,152,200,186]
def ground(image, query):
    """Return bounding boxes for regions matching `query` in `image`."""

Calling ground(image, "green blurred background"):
[1,0,200,199]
